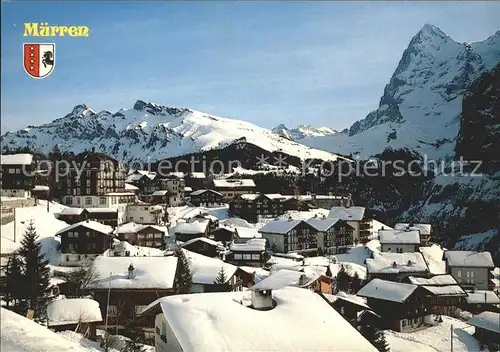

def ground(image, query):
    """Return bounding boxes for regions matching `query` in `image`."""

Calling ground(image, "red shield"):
[23,43,56,79]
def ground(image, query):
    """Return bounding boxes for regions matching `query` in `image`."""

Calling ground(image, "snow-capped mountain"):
[304,24,500,161]
[272,124,339,140]
[0,100,343,163]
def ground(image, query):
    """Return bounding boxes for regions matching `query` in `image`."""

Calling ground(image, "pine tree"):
[214,266,228,285]
[121,337,145,352]
[17,220,51,319]
[372,330,391,352]
[173,248,192,294]
[4,254,24,308]
[351,271,362,293]
[336,264,351,293]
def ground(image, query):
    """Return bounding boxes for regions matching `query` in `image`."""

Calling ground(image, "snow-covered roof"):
[408,274,458,286]
[89,255,178,290]
[185,249,238,285]
[189,172,206,179]
[33,185,49,191]
[106,240,165,257]
[394,223,432,235]
[306,217,340,231]
[213,179,256,188]
[158,287,377,352]
[465,290,500,304]
[258,219,303,234]
[190,189,223,196]
[422,285,467,296]
[47,298,102,326]
[327,206,365,221]
[240,193,286,201]
[184,186,193,192]
[251,269,302,291]
[167,172,185,179]
[468,311,500,333]
[323,292,371,310]
[357,278,418,303]
[174,220,209,235]
[444,251,494,268]
[152,190,168,196]
[379,229,420,244]
[230,238,267,252]
[115,222,166,234]
[126,170,157,182]
[125,183,139,191]
[420,245,446,275]
[86,207,117,213]
[366,252,429,274]
[59,207,85,216]
[55,220,113,236]
[0,153,33,165]
[181,237,224,249]
[1,307,96,352]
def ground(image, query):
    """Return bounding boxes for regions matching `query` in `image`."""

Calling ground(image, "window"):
[243,254,251,260]
[135,305,147,315]
[251,254,260,260]
[99,197,106,205]
[161,321,167,343]
[457,270,462,277]
[8,168,15,174]
[108,305,118,317]
[86,179,91,186]
[85,197,92,205]
[234,253,243,260]
[86,188,91,194]
[15,169,21,174]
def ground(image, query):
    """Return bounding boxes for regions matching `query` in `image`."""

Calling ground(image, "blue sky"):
[1,1,499,133]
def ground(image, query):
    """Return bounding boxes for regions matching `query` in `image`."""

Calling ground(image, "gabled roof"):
[190,189,223,197]
[55,220,113,236]
[230,238,267,252]
[115,222,166,234]
[465,290,500,304]
[357,278,418,303]
[59,207,85,216]
[0,153,33,165]
[394,223,432,235]
[327,206,365,221]
[306,217,340,232]
[408,274,457,286]
[258,219,303,235]
[157,287,377,352]
[468,311,500,333]
[366,252,429,274]
[174,220,209,235]
[444,251,494,268]
[181,237,224,249]
[125,183,139,191]
[86,207,117,213]
[185,249,238,285]
[189,172,206,179]
[379,229,420,245]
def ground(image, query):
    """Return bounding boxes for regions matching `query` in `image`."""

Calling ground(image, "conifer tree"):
[335,264,351,293]
[173,247,192,294]
[17,220,51,319]
[214,266,228,285]
[372,330,391,352]
[121,337,145,352]
[4,254,24,308]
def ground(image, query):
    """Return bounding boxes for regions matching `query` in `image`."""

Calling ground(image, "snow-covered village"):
[1,2,500,352]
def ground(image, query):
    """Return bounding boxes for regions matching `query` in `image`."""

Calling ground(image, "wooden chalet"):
[189,189,224,207]
[180,237,224,257]
[305,217,355,255]
[468,311,500,350]
[229,193,286,223]
[366,252,430,282]
[394,223,432,246]
[57,207,118,227]
[0,153,36,198]
[173,219,210,242]
[258,218,318,254]
[115,222,167,249]
[226,238,270,267]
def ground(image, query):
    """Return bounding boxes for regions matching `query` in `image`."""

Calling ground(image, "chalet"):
[173,219,210,242]
[150,190,168,204]
[125,170,157,194]
[115,222,167,248]
[155,175,185,206]
[322,292,372,326]
[212,178,256,201]
[357,278,431,332]
[463,290,500,314]
[395,223,432,246]
[46,298,102,340]
[187,213,219,233]
[88,255,178,335]
[327,206,366,244]
[405,274,467,316]
[229,193,286,223]
[189,189,224,207]
[150,284,377,352]
[56,207,118,227]
[180,237,224,257]
[366,252,430,282]
[443,250,495,290]
[291,193,352,210]
[378,229,421,253]
[0,153,36,198]
[59,150,128,208]
[56,220,114,266]
[184,249,243,293]
[305,217,355,254]
[226,238,270,267]
[468,311,500,350]
[125,203,165,224]
[184,171,207,190]
[183,186,193,197]
[258,219,318,254]
[282,197,313,211]
[124,183,140,194]
[212,226,236,244]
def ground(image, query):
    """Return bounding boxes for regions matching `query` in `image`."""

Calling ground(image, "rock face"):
[0,100,342,164]
[271,124,338,140]
[455,63,500,169]
[304,25,500,161]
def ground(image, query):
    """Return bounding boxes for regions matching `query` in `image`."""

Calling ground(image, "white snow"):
[378,229,420,244]
[158,286,377,352]
[173,219,209,235]
[258,219,302,234]
[184,249,237,285]
[0,153,33,165]
[366,252,429,274]
[394,223,432,235]
[88,255,178,289]
[229,238,267,252]
[327,206,365,221]
[465,290,500,304]
[305,217,340,231]
[468,311,500,333]
[181,237,223,249]
[357,278,418,303]
[213,179,256,188]
[104,240,165,257]
[408,274,457,286]
[47,298,102,326]
[55,221,113,236]
[444,250,494,268]
[420,244,446,274]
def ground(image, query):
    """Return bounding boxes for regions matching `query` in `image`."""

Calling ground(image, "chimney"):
[251,289,273,310]
[392,261,397,269]
[91,147,95,153]
[407,260,412,267]
[128,263,135,279]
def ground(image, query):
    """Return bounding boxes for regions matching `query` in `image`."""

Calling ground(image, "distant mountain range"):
[271,124,341,141]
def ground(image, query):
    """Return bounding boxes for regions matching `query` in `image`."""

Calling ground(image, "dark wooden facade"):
[58,223,113,256]
[0,154,36,196]
[58,208,118,227]
[212,227,235,244]
[181,238,221,257]
[189,189,223,207]
[229,194,285,223]
[116,226,166,249]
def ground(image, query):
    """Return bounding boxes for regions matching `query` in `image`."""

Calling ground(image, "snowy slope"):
[304,25,500,161]
[272,124,339,140]
[1,100,343,163]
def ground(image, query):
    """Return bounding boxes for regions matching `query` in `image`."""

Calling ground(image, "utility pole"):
[104,271,112,351]
[13,208,16,243]
[450,324,454,352]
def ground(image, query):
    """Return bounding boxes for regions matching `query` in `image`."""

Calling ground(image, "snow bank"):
[47,298,102,326]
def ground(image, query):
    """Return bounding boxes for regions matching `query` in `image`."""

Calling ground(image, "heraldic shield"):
[23,43,56,79]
